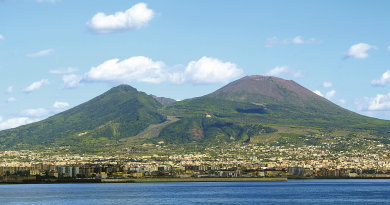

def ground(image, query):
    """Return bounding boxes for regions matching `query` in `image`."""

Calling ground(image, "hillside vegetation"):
[150,117,277,145]
[0,85,166,149]
[155,76,390,146]
[1,76,390,152]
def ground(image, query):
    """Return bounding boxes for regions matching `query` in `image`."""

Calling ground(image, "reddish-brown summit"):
[209,75,324,102]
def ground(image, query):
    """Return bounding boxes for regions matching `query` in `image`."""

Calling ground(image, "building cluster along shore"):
[1,141,390,183]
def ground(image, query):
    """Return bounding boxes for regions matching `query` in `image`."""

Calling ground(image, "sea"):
[1,179,390,204]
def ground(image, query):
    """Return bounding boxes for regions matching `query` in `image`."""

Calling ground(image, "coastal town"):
[2,135,390,183]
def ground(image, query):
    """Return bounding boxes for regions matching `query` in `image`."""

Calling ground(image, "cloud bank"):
[63,56,244,88]
[86,3,154,33]
[0,117,36,131]
[0,101,70,131]
[354,92,390,111]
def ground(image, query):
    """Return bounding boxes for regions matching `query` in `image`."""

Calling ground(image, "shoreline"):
[289,177,390,180]
[0,177,287,184]
[121,177,287,183]
[2,177,390,184]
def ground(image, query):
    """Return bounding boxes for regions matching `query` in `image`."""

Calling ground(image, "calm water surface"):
[1,179,390,204]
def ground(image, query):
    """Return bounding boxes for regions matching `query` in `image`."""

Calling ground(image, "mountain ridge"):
[0,84,166,149]
[157,75,390,146]
[150,95,176,105]
[0,76,389,151]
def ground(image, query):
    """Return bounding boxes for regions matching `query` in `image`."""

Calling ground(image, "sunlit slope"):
[1,75,389,150]
[0,85,166,148]
[160,76,390,138]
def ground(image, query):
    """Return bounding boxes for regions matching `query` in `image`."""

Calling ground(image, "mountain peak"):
[207,75,325,106]
[110,84,138,92]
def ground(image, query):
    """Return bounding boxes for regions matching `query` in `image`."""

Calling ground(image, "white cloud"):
[86,3,155,33]
[292,70,305,78]
[176,57,244,84]
[84,56,244,85]
[49,67,78,75]
[16,108,51,118]
[291,36,317,44]
[265,36,278,48]
[266,66,289,76]
[313,90,323,97]
[60,74,84,89]
[325,90,336,100]
[338,99,346,105]
[343,43,378,59]
[354,92,390,112]
[387,45,390,51]
[265,66,306,78]
[49,68,83,89]
[314,89,336,100]
[291,36,305,44]
[366,93,390,111]
[84,56,166,83]
[0,117,37,130]
[15,102,69,118]
[5,86,13,94]
[23,79,49,93]
[26,49,55,58]
[0,34,4,40]
[322,81,332,88]
[53,101,69,110]
[7,97,17,103]
[3,101,71,130]
[371,70,390,86]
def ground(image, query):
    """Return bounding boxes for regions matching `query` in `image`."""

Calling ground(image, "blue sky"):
[1,0,390,130]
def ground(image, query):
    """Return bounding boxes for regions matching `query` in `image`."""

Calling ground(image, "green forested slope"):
[156,76,390,145]
[0,85,166,148]
[1,75,390,151]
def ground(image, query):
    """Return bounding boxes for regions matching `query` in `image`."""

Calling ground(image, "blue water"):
[1,179,390,204]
